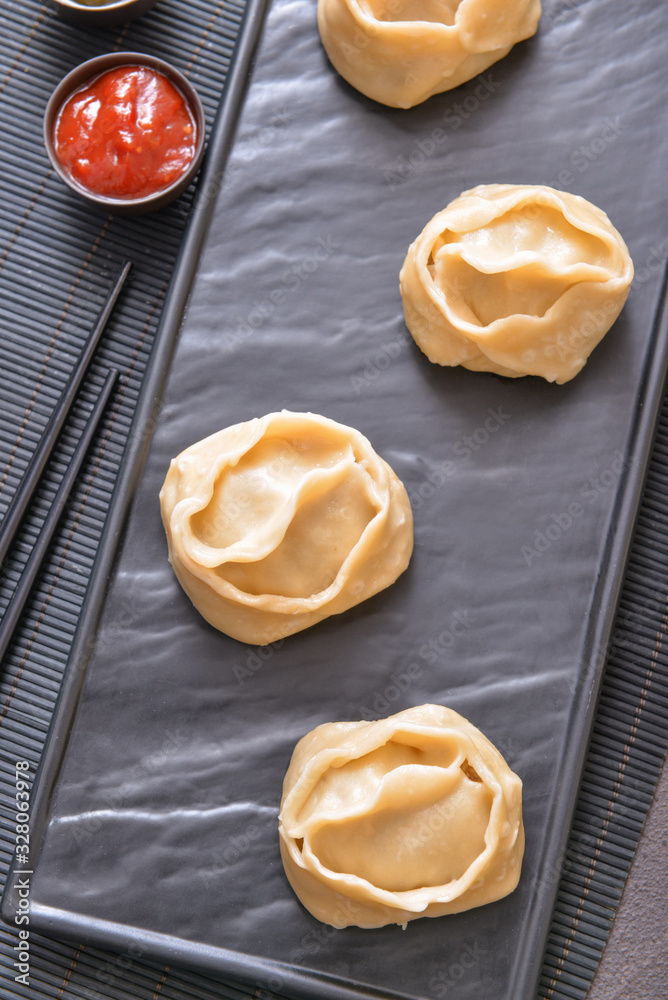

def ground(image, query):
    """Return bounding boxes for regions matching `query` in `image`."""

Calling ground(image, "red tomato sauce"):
[54,65,197,199]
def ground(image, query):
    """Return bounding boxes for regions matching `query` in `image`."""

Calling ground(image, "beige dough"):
[159,411,413,645]
[279,704,524,927]
[317,0,542,108]
[400,183,634,383]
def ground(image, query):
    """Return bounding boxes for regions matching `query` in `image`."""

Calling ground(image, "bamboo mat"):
[0,2,666,999]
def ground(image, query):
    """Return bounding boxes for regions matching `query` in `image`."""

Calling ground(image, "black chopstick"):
[0,260,131,569]
[0,369,119,666]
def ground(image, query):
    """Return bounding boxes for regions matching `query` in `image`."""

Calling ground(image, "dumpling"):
[400,184,634,383]
[317,0,542,109]
[159,411,413,645]
[279,704,524,928]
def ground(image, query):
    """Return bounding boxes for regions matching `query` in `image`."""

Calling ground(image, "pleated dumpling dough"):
[279,704,524,928]
[317,0,541,109]
[159,411,413,645]
[400,184,634,383]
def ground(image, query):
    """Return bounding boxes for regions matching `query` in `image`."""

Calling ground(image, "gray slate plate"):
[5,1,668,999]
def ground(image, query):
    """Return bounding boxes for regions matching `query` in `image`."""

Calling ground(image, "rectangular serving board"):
[5,1,668,999]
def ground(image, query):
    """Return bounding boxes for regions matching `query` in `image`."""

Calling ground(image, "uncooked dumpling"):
[279,704,524,927]
[159,411,413,644]
[317,0,541,109]
[400,184,634,382]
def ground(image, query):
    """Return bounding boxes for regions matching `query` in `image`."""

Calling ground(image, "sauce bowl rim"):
[43,50,206,213]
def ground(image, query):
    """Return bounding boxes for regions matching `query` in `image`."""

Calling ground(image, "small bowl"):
[49,0,160,28]
[44,52,206,216]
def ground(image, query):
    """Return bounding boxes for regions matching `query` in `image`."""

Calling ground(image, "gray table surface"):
[588,758,667,999]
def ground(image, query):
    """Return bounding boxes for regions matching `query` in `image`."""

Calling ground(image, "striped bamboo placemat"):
[0,2,666,999]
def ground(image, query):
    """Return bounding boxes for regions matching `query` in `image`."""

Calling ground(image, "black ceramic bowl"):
[50,0,160,28]
[44,52,206,216]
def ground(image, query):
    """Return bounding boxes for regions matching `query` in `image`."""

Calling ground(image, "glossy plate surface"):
[8,1,668,998]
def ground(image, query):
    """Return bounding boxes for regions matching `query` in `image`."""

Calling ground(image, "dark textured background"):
[0,1,666,999]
